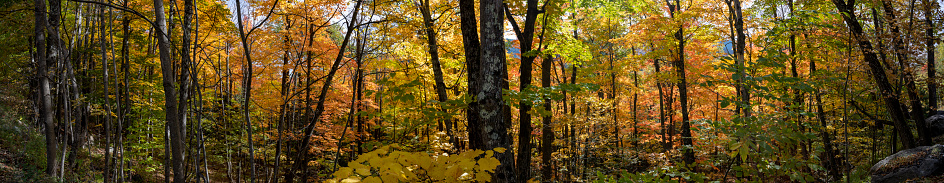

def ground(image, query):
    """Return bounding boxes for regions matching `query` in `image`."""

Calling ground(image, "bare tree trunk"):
[35,0,58,176]
[151,0,185,180]
[479,0,516,180]
[503,0,543,180]
[458,0,483,151]
[234,0,257,181]
[538,16,554,183]
[923,0,937,111]
[417,0,451,139]
[668,0,695,166]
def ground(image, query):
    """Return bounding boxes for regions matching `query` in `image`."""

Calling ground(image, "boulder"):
[926,115,944,137]
[870,144,944,183]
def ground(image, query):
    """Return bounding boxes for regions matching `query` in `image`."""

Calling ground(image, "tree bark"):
[417,0,455,147]
[234,0,257,181]
[152,0,185,180]
[458,0,483,150]
[880,0,931,146]
[812,59,840,180]
[923,0,937,111]
[831,0,915,149]
[479,0,516,180]
[667,0,695,165]
[34,0,57,176]
[504,1,542,180]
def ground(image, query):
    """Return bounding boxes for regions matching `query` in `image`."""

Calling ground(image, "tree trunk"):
[831,0,915,149]
[418,0,451,137]
[290,0,362,181]
[152,0,185,180]
[812,59,840,180]
[479,0,516,180]
[99,5,113,180]
[923,0,937,111]
[273,15,292,183]
[34,0,57,176]
[880,0,931,146]
[504,0,542,180]
[458,0,483,151]
[234,0,257,181]
[667,0,695,165]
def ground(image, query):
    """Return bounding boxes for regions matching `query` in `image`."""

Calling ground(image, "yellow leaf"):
[333,167,354,178]
[413,152,433,170]
[445,165,462,179]
[478,157,500,173]
[355,166,371,176]
[340,177,360,183]
[362,176,382,183]
[475,172,492,182]
[493,147,506,153]
[381,174,398,183]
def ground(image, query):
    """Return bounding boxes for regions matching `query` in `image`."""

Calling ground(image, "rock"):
[870,144,944,183]
[926,115,944,137]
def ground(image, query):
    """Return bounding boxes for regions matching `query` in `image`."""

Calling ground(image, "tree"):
[831,0,916,149]
[33,0,57,176]
[478,0,516,180]
[459,0,483,150]
[666,0,695,166]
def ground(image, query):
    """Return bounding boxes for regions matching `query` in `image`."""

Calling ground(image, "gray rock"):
[926,115,944,137]
[870,144,944,183]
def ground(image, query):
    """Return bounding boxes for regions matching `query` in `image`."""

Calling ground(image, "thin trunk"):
[152,0,184,180]
[668,0,695,166]
[100,5,113,181]
[504,0,542,180]
[418,0,451,139]
[290,0,362,181]
[655,57,668,152]
[234,0,257,181]
[812,59,839,180]
[272,15,292,183]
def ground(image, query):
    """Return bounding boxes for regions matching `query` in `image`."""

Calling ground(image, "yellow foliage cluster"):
[326,145,506,183]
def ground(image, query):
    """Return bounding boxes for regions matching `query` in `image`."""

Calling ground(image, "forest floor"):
[0,79,55,183]
[0,105,56,182]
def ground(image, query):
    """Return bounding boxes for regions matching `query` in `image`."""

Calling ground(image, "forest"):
[0,0,942,181]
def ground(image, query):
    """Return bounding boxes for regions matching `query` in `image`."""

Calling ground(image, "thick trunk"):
[880,0,931,146]
[479,0,516,180]
[832,0,915,148]
[34,0,57,176]
[458,0,483,150]
[923,0,937,111]
[152,0,184,180]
